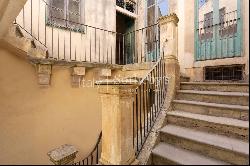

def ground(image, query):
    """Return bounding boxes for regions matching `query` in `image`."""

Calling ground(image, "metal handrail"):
[73,132,102,165]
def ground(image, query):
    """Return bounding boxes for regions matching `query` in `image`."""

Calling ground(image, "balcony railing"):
[14,0,158,65]
[196,10,241,60]
[116,0,137,14]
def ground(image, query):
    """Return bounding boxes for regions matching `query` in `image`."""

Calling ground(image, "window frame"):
[46,0,85,33]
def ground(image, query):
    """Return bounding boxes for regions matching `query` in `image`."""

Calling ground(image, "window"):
[157,0,169,17]
[146,0,168,60]
[205,65,244,81]
[219,8,237,38]
[219,7,225,28]
[203,11,213,40]
[146,0,169,26]
[116,0,136,13]
[47,0,84,32]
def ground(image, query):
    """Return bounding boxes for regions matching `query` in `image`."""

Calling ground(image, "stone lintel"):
[158,13,179,26]
[47,144,78,165]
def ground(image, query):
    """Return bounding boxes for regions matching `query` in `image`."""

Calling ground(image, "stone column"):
[158,13,180,110]
[96,79,139,165]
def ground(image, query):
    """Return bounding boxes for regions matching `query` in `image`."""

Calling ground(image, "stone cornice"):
[158,13,179,26]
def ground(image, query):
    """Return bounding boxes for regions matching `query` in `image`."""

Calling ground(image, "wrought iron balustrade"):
[132,54,167,155]
[73,132,102,165]
[116,23,160,65]
[196,10,242,61]
[14,0,158,65]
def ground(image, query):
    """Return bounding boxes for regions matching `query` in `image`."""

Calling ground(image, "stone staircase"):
[151,82,249,165]
[3,24,48,60]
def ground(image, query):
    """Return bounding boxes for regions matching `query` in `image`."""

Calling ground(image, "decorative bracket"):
[71,66,86,87]
[37,64,52,87]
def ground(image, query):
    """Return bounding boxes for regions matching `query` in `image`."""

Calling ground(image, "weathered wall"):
[0,0,27,39]
[0,47,102,164]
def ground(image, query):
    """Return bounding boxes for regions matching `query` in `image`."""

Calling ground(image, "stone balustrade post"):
[95,79,139,165]
[47,144,78,165]
[158,13,180,110]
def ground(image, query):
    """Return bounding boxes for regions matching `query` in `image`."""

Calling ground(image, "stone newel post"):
[158,13,180,110]
[96,79,139,165]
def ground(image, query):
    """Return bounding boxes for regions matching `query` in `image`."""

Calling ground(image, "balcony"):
[116,0,137,14]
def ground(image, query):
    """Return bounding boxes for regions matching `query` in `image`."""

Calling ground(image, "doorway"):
[116,12,135,64]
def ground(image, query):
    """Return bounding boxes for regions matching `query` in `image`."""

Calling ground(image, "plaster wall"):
[0,47,102,164]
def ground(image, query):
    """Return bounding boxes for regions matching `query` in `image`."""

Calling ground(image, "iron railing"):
[196,10,241,60]
[205,65,244,81]
[133,54,167,155]
[116,23,160,65]
[14,0,158,65]
[73,132,102,165]
[14,0,165,163]
[15,0,118,64]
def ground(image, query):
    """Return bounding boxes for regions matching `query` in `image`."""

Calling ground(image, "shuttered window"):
[47,0,84,32]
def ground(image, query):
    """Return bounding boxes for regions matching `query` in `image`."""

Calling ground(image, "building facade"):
[0,0,248,165]
[176,0,249,82]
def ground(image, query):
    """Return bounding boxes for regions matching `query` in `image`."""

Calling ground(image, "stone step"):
[152,143,229,165]
[180,75,190,82]
[122,62,156,71]
[166,111,249,141]
[172,100,249,121]
[180,82,249,93]
[160,125,249,165]
[176,90,249,106]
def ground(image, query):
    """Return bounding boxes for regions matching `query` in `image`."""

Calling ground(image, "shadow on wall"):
[0,47,102,164]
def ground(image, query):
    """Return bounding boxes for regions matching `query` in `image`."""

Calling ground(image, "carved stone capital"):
[158,13,179,26]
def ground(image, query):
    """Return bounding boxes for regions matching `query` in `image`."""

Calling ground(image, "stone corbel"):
[71,66,85,87]
[99,68,112,79]
[37,64,52,87]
